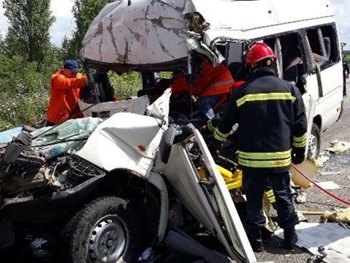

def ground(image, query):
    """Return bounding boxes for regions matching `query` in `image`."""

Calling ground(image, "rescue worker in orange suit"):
[209,43,307,252]
[45,60,88,126]
[171,60,235,126]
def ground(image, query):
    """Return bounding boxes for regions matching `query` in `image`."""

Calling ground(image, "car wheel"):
[307,123,320,160]
[61,196,143,263]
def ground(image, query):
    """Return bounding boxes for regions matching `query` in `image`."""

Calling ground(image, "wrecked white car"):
[0,92,255,263]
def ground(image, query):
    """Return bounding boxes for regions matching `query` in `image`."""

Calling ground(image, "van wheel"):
[61,196,143,263]
[307,124,320,160]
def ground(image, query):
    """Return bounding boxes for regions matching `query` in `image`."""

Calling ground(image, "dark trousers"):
[344,76,347,97]
[243,170,299,229]
[197,95,221,124]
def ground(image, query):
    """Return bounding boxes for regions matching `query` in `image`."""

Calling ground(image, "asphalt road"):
[256,80,350,263]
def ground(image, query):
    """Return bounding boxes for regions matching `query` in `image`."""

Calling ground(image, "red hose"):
[291,164,350,206]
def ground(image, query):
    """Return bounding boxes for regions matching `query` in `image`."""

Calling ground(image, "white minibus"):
[200,0,343,159]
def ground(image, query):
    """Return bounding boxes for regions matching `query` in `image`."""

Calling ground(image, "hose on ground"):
[291,164,350,206]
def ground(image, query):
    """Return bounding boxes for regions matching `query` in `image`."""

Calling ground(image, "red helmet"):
[245,43,275,65]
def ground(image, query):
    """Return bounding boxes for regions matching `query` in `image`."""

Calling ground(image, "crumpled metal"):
[184,12,210,34]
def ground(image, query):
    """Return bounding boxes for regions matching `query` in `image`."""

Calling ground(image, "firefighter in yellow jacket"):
[209,43,307,252]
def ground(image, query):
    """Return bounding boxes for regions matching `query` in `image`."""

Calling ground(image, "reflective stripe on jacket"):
[215,68,307,173]
[46,70,87,125]
[171,61,234,101]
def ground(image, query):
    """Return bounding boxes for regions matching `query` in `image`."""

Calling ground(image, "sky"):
[0,0,75,46]
[0,0,349,48]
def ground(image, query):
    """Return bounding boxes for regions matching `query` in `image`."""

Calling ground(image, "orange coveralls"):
[46,70,87,125]
[171,61,234,109]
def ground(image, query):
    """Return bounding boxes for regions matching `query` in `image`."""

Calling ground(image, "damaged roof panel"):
[195,0,335,45]
[81,0,335,66]
[192,0,334,31]
[82,0,194,65]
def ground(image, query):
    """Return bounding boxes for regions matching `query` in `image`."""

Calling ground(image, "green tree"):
[0,34,5,54]
[61,35,75,60]
[2,0,55,69]
[345,53,350,62]
[42,44,65,73]
[65,0,114,59]
[0,54,48,128]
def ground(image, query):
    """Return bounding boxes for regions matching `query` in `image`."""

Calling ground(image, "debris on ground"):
[296,210,324,216]
[314,151,330,167]
[316,181,341,190]
[322,207,350,223]
[306,246,327,263]
[319,171,341,176]
[325,140,350,154]
[275,222,350,263]
[296,210,308,222]
[294,190,307,204]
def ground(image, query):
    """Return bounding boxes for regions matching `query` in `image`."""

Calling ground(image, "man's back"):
[171,61,234,97]
[46,70,86,125]
[221,67,307,172]
[237,68,296,151]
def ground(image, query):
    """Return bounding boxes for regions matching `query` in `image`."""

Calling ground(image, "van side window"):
[306,28,328,69]
[280,33,306,94]
[320,24,340,64]
[306,25,339,70]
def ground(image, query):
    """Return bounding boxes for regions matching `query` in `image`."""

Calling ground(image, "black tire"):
[307,123,320,160]
[61,196,143,263]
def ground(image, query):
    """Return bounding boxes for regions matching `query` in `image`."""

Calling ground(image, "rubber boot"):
[247,227,264,252]
[283,227,298,250]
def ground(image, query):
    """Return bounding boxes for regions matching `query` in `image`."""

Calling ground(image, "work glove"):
[292,147,305,165]
[207,137,223,161]
[200,118,219,137]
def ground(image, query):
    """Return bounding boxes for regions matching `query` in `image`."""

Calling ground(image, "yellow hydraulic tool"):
[197,165,242,190]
